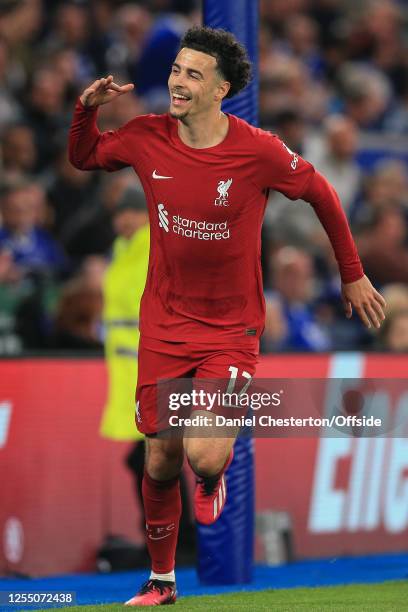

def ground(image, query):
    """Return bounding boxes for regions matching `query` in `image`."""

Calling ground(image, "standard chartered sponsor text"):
[172,215,230,240]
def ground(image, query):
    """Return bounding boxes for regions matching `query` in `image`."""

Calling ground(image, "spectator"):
[307,114,362,215]
[0,246,25,354]
[284,13,325,79]
[23,67,69,170]
[378,309,408,352]
[0,36,22,131]
[48,47,89,107]
[262,298,287,350]
[105,4,152,84]
[260,54,329,125]
[42,2,95,81]
[358,206,408,286]
[309,236,374,351]
[101,188,150,450]
[0,123,37,180]
[86,0,117,75]
[336,63,392,130]
[51,273,103,351]
[262,247,330,352]
[51,2,90,50]
[0,0,42,49]
[386,67,408,134]
[81,255,108,293]
[349,0,406,93]
[0,0,42,92]
[260,0,310,34]
[353,159,408,227]
[381,283,408,315]
[0,181,65,279]
[46,147,101,251]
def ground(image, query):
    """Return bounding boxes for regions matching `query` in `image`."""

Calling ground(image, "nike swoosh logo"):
[152,170,173,179]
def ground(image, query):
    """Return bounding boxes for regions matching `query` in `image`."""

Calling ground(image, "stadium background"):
[1,0,408,594]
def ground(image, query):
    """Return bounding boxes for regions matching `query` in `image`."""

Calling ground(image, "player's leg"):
[125,431,184,606]
[144,435,184,572]
[125,440,196,562]
[184,347,258,525]
[185,431,235,526]
[125,336,193,606]
[184,428,236,476]
[184,418,237,526]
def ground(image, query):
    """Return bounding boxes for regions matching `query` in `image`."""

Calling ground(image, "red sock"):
[142,471,181,574]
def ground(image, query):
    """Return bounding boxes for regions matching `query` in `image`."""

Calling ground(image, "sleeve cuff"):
[76,97,98,112]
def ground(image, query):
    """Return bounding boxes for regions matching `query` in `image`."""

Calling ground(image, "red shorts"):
[135,336,259,435]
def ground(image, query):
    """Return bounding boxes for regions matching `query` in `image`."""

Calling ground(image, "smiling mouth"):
[171,92,191,107]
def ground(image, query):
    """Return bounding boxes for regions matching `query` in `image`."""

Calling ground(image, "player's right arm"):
[68,75,135,172]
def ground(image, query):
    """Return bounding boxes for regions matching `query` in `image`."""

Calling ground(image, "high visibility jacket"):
[100,224,149,440]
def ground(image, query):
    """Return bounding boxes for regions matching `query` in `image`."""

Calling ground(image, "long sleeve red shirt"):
[69,100,364,344]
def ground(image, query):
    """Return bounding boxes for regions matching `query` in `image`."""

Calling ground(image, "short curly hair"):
[179,26,252,98]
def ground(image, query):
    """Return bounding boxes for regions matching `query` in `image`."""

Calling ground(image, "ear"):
[215,80,231,102]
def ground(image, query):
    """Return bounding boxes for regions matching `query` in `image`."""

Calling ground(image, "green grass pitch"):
[39,580,408,611]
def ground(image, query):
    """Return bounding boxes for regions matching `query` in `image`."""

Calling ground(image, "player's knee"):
[146,443,183,480]
[187,451,225,478]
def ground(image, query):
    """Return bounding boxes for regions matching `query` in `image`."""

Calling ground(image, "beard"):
[169,107,190,121]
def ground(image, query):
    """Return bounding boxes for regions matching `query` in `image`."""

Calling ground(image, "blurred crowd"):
[0,0,407,355]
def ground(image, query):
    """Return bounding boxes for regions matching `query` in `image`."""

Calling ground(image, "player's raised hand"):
[341,274,386,329]
[80,75,134,108]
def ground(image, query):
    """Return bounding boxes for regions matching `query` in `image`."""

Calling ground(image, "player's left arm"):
[301,170,386,329]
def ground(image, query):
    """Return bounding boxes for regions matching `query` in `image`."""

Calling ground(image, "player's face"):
[168,47,228,120]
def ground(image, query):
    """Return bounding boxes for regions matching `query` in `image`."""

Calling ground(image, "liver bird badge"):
[215,178,233,206]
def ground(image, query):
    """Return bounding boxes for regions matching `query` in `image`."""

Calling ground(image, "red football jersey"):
[69,101,363,345]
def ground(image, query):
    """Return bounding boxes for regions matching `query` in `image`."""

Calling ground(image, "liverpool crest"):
[214,178,233,206]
